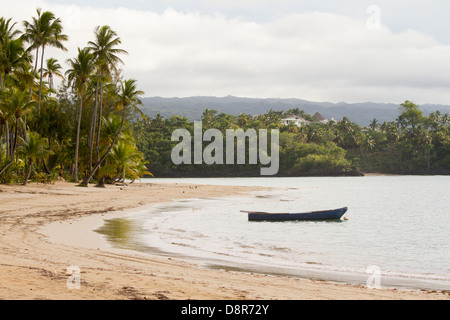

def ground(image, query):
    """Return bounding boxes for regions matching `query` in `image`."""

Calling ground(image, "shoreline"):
[0,181,448,300]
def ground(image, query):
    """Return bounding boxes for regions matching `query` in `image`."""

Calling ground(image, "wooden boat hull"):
[246,207,348,222]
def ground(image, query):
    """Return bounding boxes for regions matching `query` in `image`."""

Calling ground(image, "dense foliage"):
[133,102,450,177]
[0,10,149,185]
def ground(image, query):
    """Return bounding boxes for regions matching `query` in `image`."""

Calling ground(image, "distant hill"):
[140,96,450,126]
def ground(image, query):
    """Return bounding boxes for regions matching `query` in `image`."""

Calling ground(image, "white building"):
[281,116,310,127]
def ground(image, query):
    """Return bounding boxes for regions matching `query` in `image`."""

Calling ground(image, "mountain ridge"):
[140,96,450,126]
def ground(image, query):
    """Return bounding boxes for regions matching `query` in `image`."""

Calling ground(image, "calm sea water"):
[95,176,450,291]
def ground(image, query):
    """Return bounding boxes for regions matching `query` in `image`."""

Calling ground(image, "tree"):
[65,47,95,182]
[0,37,31,88]
[107,141,143,184]
[369,118,379,131]
[88,25,127,163]
[397,100,423,136]
[201,108,217,128]
[18,131,49,185]
[22,9,68,114]
[0,17,22,86]
[41,57,63,91]
[0,89,35,175]
[81,79,143,186]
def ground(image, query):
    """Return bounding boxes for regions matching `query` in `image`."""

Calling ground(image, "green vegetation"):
[2,10,449,183]
[0,10,148,185]
[133,103,450,177]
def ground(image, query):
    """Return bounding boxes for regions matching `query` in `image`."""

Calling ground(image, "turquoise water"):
[95,176,450,291]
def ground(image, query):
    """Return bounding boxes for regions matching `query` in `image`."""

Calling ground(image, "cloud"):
[3,1,450,104]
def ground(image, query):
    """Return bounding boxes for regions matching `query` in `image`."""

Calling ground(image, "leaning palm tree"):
[88,25,127,163]
[22,9,68,114]
[80,79,143,187]
[65,47,95,182]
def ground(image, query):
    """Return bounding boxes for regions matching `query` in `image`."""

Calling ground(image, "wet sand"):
[0,181,448,300]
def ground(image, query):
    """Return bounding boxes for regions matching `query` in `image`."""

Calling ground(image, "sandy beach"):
[0,181,448,300]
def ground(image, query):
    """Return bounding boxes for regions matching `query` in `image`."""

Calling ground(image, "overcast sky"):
[3,0,450,104]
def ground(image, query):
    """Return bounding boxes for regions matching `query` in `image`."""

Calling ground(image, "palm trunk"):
[23,159,33,186]
[28,47,39,101]
[81,104,127,187]
[0,125,3,164]
[37,46,45,115]
[73,86,84,183]
[88,79,99,174]
[5,122,9,160]
[0,118,19,176]
[24,47,40,141]
[96,78,104,163]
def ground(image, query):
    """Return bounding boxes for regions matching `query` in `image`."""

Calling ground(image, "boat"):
[243,207,348,222]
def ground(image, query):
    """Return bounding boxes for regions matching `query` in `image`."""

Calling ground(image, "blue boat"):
[244,207,348,222]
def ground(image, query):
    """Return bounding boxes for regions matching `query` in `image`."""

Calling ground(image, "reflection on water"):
[94,176,450,291]
[95,218,138,250]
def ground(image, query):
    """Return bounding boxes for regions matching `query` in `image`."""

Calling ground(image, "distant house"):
[281,115,310,127]
[281,112,332,127]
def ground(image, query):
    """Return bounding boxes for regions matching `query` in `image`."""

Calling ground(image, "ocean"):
[95,176,450,291]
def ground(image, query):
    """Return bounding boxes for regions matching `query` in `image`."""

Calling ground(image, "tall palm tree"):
[81,79,143,186]
[41,57,63,91]
[65,47,95,182]
[88,25,127,163]
[0,89,36,176]
[22,9,68,114]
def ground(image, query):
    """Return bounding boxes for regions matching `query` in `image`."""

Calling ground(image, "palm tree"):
[22,9,68,114]
[0,17,21,45]
[88,25,127,163]
[107,141,143,184]
[81,79,143,186]
[0,37,31,88]
[369,118,379,131]
[0,89,36,176]
[0,17,22,86]
[65,47,95,182]
[201,108,217,128]
[41,57,63,91]
[18,131,49,185]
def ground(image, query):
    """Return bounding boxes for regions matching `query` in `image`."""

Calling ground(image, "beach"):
[0,181,448,300]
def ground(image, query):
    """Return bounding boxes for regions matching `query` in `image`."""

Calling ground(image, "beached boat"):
[243,207,348,222]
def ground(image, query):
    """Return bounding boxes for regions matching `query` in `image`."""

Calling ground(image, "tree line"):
[133,101,450,177]
[0,9,149,185]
